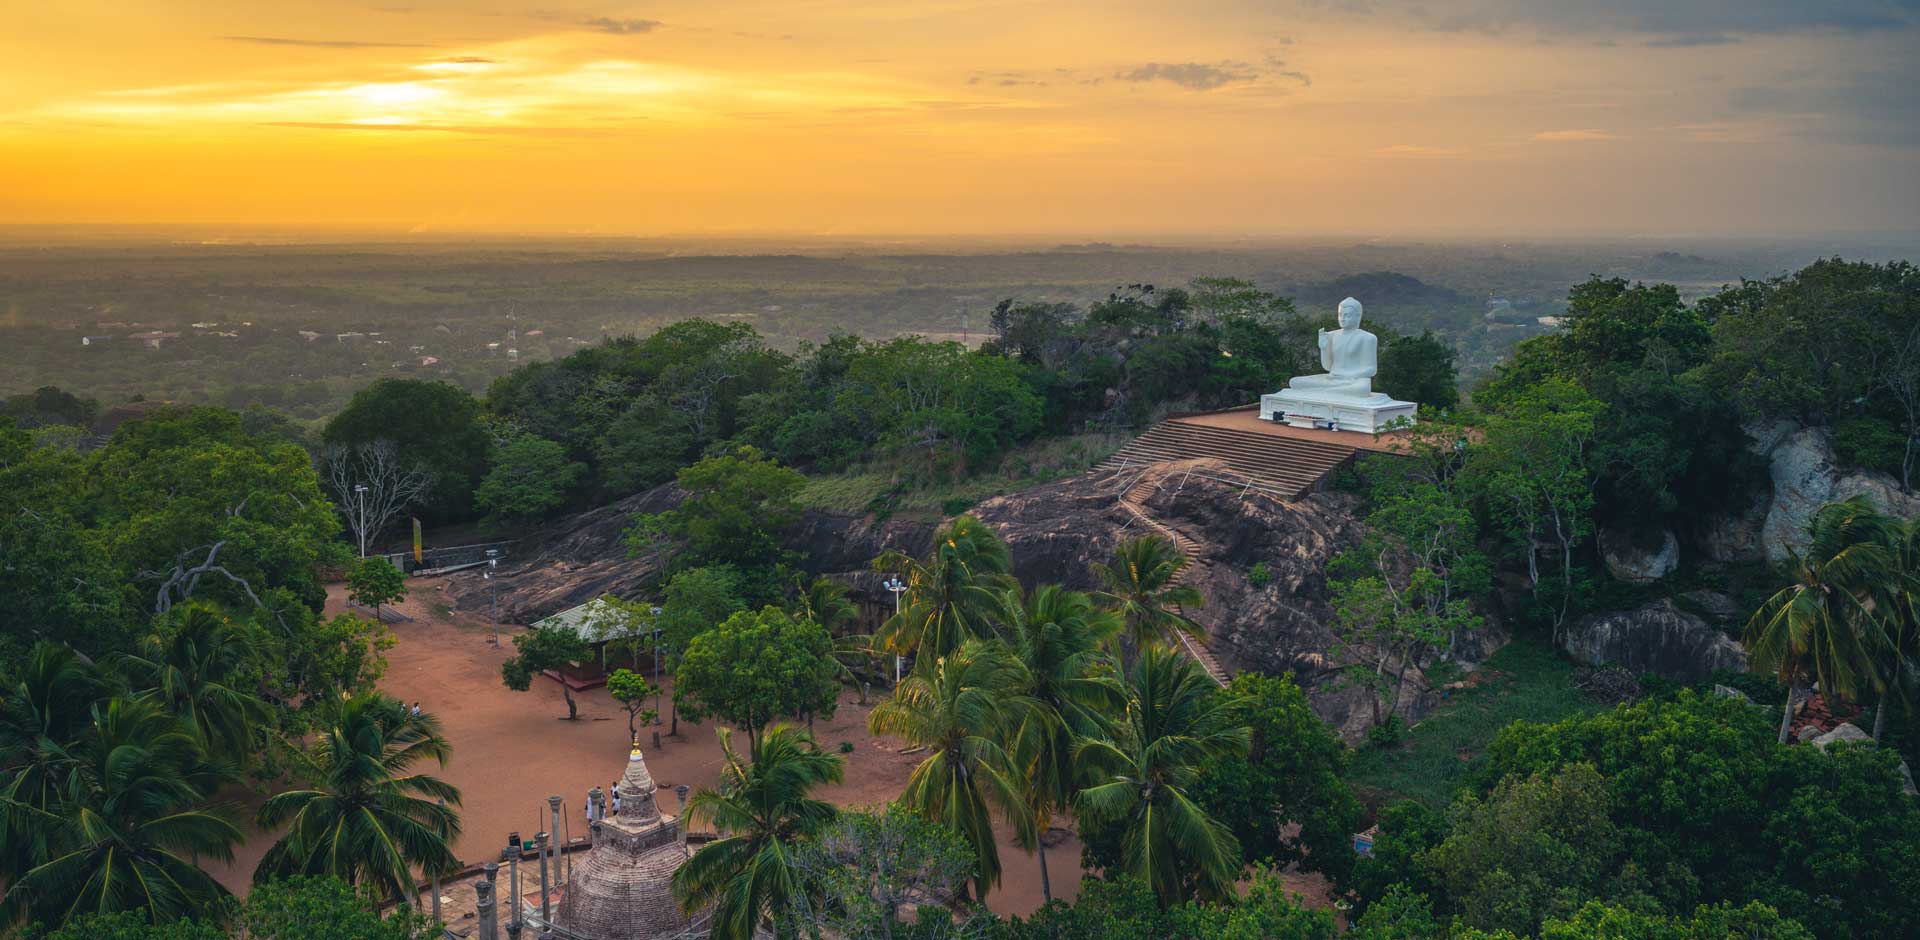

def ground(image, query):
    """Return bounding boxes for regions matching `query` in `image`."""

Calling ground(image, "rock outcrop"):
[1598,528,1679,583]
[1562,599,1746,682]
[453,463,1502,743]
[1701,421,1920,564]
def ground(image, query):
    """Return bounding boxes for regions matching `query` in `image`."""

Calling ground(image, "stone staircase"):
[1097,416,1359,500]
[1115,467,1231,687]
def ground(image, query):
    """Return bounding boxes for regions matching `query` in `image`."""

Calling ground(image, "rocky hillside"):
[450,464,1510,742]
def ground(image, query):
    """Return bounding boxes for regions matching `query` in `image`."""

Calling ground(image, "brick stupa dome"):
[553,741,709,939]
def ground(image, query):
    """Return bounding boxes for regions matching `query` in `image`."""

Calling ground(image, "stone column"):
[536,830,551,925]
[476,863,499,940]
[504,840,523,939]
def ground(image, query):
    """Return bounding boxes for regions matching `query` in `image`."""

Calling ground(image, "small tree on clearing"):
[347,556,407,620]
[676,606,840,756]
[607,668,661,740]
[502,626,592,720]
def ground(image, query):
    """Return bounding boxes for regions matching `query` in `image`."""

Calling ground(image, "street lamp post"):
[352,483,369,559]
[650,606,664,723]
[883,576,906,686]
[486,549,501,646]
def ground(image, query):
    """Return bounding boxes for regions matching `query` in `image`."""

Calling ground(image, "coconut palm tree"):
[254,694,461,903]
[795,575,877,704]
[1745,495,1901,744]
[1091,535,1205,667]
[1075,645,1248,905]
[867,639,1035,898]
[672,724,843,940]
[1870,515,1920,740]
[0,643,119,882]
[873,515,1016,669]
[1000,585,1124,902]
[0,697,242,930]
[118,604,271,764]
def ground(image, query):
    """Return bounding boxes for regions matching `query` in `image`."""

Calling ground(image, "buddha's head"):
[1338,297,1363,329]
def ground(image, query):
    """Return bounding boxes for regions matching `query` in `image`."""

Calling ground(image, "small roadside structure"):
[530,595,660,690]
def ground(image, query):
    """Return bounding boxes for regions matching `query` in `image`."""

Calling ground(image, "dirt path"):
[210,577,1082,918]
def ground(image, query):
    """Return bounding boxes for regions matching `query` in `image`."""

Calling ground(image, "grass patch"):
[1345,638,1602,809]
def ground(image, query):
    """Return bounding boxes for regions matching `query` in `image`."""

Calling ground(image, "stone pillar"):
[675,785,691,847]
[546,794,563,888]
[587,786,603,825]
[504,838,523,939]
[476,864,499,940]
[536,830,551,925]
[430,797,446,924]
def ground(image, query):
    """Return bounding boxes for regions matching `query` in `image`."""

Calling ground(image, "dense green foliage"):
[1338,692,1920,940]
[32,876,441,940]
[322,379,489,522]
[675,607,842,745]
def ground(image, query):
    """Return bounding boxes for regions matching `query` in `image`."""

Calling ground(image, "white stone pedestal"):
[1260,391,1417,433]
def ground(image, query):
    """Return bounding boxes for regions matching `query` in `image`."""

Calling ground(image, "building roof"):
[532,596,655,645]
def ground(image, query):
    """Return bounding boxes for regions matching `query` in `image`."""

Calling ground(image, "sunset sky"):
[4,1,1917,237]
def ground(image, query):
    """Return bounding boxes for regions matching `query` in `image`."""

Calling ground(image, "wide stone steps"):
[1097,418,1357,500]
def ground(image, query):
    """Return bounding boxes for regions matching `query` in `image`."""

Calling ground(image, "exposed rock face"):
[457,464,1506,743]
[444,483,935,624]
[972,469,1503,742]
[1677,589,1741,624]
[1701,421,1920,564]
[1562,599,1746,682]
[1598,528,1679,583]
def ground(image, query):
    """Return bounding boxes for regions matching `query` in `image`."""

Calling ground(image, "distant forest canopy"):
[0,238,1880,420]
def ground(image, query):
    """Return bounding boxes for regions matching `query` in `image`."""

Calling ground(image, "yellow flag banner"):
[412,518,423,565]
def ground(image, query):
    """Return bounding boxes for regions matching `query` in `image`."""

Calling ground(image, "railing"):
[377,540,515,576]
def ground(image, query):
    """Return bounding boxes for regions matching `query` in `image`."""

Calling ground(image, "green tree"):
[1377,330,1459,410]
[0,698,242,930]
[118,604,272,765]
[345,557,407,620]
[672,725,843,940]
[867,639,1035,898]
[627,446,806,598]
[793,575,877,704]
[474,432,583,524]
[1090,535,1204,667]
[606,668,661,740]
[255,695,461,904]
[1427,764,1622,936]
[1464,378,1597,635]
[1191,672,1361,881]
[1001,585,1125,901]
[40,876,444,940]
[323,379,489,522]
[500,625,592,720]
[675,607,841,752]
[1744,496,1898,742]
[874,515,1016,668]
[1076,646,1250,905]
[655,566,748,735]
[790,804,985,940]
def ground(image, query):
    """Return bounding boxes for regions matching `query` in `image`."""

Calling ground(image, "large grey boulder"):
[1757,425,1920,564]
[1810,723,1918,795]
[1599,528,1679,583]
[1698,421,1919,564]
[1563,599,1747,682]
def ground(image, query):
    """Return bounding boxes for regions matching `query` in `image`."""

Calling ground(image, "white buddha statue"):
[1287,297,1384,400]
[1261,295,1416,432]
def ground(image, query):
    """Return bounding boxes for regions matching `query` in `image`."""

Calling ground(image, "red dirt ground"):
[206,577,1086,918]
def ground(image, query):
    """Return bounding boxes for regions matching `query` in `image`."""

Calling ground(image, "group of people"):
[586,783,623,822]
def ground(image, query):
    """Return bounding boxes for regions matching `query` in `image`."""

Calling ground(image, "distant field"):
[0,235,1880,420]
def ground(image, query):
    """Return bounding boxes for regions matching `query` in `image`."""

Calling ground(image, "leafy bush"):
[1248,561,1273,587]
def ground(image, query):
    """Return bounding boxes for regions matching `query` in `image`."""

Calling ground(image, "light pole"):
[650,605,664,723]
[353,483,369,558]
[883,576,906,686]
[486,549,501,646]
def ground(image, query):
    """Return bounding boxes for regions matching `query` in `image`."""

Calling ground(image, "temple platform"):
[1095,406,1419,499]
[1260,390,1416,434]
